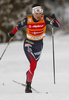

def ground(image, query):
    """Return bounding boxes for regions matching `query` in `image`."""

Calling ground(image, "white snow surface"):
[0,33,69,100]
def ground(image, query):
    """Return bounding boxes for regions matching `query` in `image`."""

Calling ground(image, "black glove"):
[50,14,57,20]
[8,33,14,38]
[50,14,57,25]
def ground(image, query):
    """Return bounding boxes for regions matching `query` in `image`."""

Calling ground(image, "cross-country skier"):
[8,4,60,93]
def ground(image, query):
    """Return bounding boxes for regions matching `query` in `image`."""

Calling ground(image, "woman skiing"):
[8,4,60,93]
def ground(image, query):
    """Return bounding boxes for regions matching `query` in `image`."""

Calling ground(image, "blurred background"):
[0,0,69,43]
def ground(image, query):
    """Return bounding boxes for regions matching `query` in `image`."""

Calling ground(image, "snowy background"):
[0,31,69,100]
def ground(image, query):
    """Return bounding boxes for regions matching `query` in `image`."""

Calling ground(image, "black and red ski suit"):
[11,14,60,82]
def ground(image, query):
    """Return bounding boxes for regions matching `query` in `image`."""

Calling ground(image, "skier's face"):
[33,13,42,20]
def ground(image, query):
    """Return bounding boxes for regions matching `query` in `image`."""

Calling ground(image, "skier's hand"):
[50,14,56,20]
[50,14,56,25]
[8,33,14,38]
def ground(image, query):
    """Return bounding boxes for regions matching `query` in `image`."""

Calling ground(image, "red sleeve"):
[12,26,18,34]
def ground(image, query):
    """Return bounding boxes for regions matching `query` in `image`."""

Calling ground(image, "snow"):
[0,32,69,100]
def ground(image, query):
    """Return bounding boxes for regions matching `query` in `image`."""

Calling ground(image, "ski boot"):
[25,82,32,93]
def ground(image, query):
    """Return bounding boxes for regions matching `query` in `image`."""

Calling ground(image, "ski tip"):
[12,80,16,83]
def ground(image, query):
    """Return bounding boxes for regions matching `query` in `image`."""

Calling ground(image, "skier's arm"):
[8,18,27,37]
[44,14,60,27]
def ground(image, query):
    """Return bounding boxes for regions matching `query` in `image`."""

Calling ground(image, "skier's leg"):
[23,39,43,93]
[26,53,38,82]
[25,54,38,93]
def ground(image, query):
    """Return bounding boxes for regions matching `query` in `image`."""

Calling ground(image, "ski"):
[13,80,40,93]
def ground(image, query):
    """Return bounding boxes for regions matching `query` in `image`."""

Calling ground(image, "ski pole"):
[0,37,13,60]
[52,26,56,84]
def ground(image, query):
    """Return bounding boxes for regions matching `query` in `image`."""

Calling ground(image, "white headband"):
[32,6,43,14]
